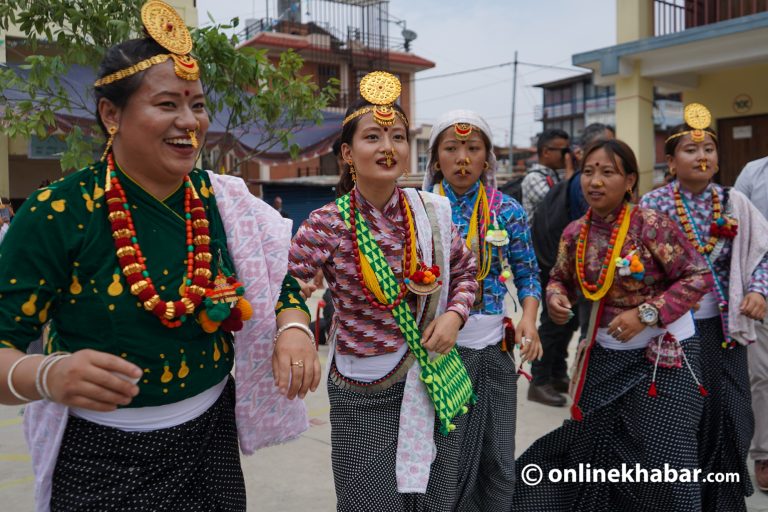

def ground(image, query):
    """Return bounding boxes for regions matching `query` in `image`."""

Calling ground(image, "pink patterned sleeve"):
[640,209,713,326]
[546,221,580,304]
[288,205,341,282]
[445,222,478,322]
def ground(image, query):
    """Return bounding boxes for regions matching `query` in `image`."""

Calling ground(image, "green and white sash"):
[336,192,475,435]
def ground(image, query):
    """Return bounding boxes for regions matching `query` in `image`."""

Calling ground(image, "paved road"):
[2,291,768,510]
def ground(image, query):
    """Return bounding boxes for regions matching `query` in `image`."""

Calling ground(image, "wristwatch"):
[638,303,659,326]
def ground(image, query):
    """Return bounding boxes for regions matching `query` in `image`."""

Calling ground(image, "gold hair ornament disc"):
[684,103,712,143]
[94,0,199,87]
[359,71,401,106]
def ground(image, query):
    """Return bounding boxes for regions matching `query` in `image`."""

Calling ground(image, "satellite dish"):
[402,29,418,42]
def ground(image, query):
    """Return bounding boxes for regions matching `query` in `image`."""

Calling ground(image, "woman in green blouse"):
[0,2,318,510]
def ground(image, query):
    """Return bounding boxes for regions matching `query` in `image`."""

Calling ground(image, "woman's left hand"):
[606,308,645,342]
[740,292,767,321]
[422,311,463,354]
[515,317,543,363]
[272,327,320,400]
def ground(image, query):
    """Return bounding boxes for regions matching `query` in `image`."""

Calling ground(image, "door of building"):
[717,114,768,186]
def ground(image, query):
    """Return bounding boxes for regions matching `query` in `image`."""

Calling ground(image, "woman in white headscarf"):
[424,110,542,510]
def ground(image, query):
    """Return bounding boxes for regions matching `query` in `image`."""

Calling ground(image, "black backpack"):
[531,176,573,276]
[500,175,525,204]
[500,170,555,205]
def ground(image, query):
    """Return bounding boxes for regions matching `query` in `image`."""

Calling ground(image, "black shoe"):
[527,383,567,407]
[552,375,571,394]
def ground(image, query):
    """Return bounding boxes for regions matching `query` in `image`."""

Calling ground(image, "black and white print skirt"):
[51,377,245,512]
[696,316,754,512]
[511,336,705,512]
[454,342,518,512]
[328,346,488,512]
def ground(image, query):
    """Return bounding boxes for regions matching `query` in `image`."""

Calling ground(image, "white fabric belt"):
[456,314,505,349]
[596,312,696,350]
[70,377,228,431]
[334,343,409,382]
[694,291,721,319]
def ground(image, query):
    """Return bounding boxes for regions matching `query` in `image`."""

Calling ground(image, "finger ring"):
[522,337,531,345]
[291,360,304,368]
[616,327,623,334]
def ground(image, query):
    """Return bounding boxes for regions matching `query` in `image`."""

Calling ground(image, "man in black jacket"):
[528,123,614,406]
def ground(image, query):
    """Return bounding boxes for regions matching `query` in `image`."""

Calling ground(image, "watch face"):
[640,306,658,324]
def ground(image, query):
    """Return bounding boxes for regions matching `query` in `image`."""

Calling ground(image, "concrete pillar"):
[0,32,9,199]
[617,0,654,44]
[615,62,655,195]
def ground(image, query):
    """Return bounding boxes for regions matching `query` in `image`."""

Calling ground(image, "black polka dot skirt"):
[51,376,246,512]
[696,316,754,511]
[454,343,518,512]
[328,346,481,512]
[511,336,705,511]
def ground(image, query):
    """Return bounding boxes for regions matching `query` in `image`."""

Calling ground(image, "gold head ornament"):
[94,0,199,87]
[665,103,717,144]
[343,71,408,128]
[454,123,473,141]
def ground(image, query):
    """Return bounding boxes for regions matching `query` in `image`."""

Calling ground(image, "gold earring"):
[434,162,441,171]
[402,168,410,179]
[100,126,117,162]
[483,161,490,171]
[348,162,357,183]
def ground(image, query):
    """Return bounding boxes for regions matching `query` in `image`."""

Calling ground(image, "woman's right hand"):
[47,349,142,411]
[548,294,573,325]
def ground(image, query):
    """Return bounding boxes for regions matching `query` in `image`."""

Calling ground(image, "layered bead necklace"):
[576,203,632,301]
[104,154,212,327]
[673,182,736,254]
[438,182,492,281]
[349,189,418,311]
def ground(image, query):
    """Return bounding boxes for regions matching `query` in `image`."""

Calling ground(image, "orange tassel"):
[237,298,253,321]
[198,310,220,333]
[698,384,709,397]
[648,381,657,397]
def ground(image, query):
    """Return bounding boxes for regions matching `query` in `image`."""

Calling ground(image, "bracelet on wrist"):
[40,354,71,401]
[272,322,316,350]
[7,354,43,402]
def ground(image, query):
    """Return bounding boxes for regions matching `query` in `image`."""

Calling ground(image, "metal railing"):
[655,0,768,36]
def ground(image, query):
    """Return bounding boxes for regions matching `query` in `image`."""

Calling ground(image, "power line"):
[413,59,583,82]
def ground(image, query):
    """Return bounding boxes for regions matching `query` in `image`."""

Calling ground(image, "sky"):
[196,0,617,147]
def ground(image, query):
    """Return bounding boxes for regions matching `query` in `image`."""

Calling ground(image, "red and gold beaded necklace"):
[104,153,211,328]
[575,203,633,301]
[673,183,737,254]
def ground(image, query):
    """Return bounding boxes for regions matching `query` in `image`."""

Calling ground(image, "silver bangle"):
[273,322,316,349]
[35,352,68,401]
[41,354,71,402]
[7,354,42,402]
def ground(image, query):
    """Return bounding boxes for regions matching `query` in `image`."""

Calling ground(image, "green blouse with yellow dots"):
[0,160,308,407]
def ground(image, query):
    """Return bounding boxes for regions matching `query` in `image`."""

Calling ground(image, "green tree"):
[0,0,338,173]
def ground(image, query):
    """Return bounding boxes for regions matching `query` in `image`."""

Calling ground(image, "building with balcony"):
[572,0,768,192]
[236,0,434,193]
[534,71,683,182]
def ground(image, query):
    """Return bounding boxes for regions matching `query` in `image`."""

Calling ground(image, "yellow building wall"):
[616,0,653,44]
[683,63,768,120]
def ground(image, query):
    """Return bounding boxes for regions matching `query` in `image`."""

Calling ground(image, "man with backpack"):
[528,124,614,407]
[521,129,571,224]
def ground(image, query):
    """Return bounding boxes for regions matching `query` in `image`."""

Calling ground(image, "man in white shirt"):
[735,155,768,492]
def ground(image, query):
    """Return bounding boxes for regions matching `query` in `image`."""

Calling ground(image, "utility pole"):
[509,50,518,172]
